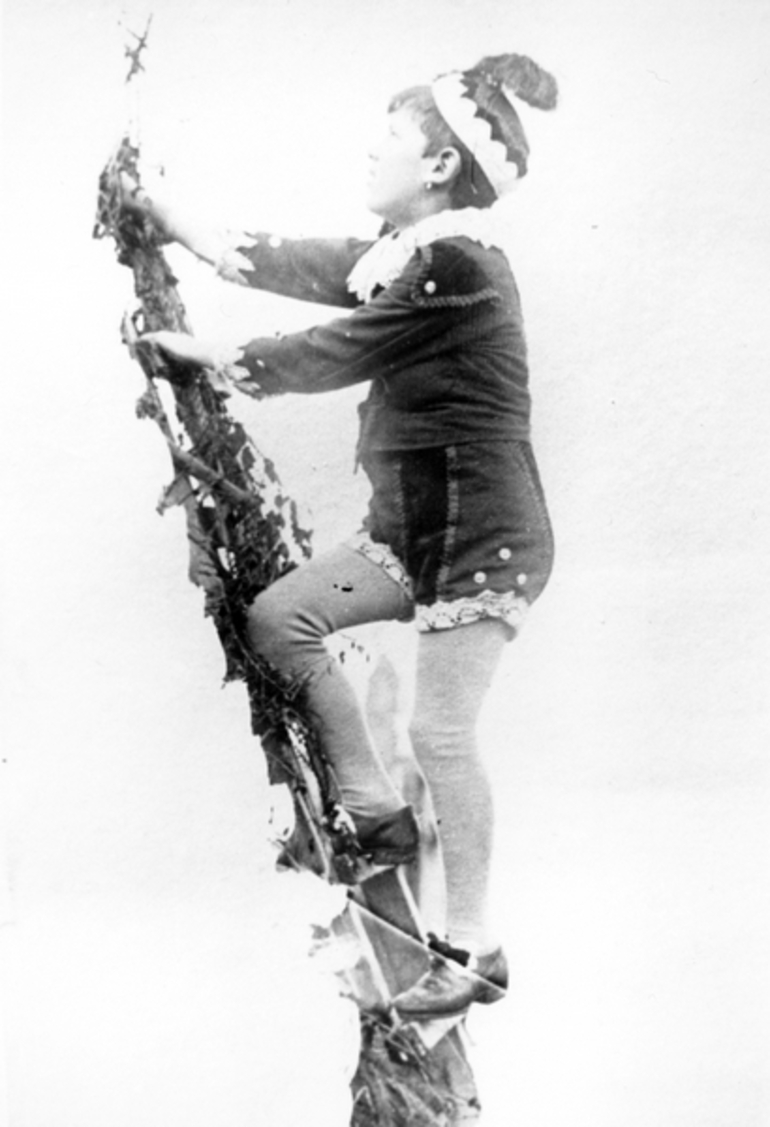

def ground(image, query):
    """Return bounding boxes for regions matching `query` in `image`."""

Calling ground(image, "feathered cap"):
[431,53,558,196]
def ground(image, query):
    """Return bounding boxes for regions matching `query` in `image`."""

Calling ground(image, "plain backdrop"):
[2,1,769,1125]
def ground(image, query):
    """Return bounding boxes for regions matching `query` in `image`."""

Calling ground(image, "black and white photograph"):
[2,1,768,1125]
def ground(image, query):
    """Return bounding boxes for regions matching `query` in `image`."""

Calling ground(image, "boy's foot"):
[354,805,420,868]
[275,805,419,881]
[392,946,508,1020]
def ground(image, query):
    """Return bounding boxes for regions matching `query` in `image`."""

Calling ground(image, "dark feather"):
[470,54,558,111]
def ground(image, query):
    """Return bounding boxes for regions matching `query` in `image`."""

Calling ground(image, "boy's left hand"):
[140,331,217,368]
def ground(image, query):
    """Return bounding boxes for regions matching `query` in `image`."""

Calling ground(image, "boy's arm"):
[138,262,437,398]
[120,172,368,308]
[233,242,497,395]
[141,241,502,399]
[120,172,234,267]
[221,234,369,308]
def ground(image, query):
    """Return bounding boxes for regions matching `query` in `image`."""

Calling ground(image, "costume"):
[136,47,560,1012]
[215,51,558,995]
[222,213,554,634]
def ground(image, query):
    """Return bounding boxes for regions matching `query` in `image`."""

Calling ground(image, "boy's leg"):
[248,544,412,820]
[408,619,508,954]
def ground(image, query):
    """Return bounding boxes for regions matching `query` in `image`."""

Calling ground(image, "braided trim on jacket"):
[409,245,503,310]
[436,445,461,593]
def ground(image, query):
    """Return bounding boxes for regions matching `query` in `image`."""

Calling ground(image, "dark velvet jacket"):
[230,232,532,458]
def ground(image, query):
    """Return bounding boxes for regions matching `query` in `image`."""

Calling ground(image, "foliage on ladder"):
[94,26,482,1125]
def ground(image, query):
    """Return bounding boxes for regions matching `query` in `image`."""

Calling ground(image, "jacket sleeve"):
[218,232,372,308]
[229,241,505,398]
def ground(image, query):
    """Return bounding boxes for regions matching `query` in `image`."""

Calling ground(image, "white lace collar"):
[347,205,513,302]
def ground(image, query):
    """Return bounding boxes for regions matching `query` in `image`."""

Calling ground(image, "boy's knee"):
[408,713,441,761]
[247,581,326,666]
[247,587,290,660]
[408,712,474,764]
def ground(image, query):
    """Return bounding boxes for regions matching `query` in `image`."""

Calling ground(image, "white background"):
[2,1,769,1125]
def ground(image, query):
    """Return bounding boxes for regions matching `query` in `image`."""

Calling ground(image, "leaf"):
[156,472,193,513]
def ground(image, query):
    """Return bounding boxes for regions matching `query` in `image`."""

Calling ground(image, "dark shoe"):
[354,805,419,868]
[392,946,508,1020]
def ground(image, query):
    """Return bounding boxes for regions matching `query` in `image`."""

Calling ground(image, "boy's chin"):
[364,195,385,220]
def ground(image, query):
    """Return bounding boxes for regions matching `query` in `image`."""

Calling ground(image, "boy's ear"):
[428,146,463,187]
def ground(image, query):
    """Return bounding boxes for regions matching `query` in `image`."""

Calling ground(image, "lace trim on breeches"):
[347,532,529,635]
[415,589,530,635]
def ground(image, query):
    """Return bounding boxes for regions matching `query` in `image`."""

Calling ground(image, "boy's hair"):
[388,85,497,210]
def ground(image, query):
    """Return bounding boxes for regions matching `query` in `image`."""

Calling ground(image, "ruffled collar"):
[347,205,512,302]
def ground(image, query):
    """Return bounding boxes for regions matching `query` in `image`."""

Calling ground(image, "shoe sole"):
[394,979,507,1021]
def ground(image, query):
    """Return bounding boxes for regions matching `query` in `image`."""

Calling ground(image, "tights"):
[248,545,507,953]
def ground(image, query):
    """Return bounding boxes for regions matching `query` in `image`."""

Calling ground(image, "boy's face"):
[366,108,435,229]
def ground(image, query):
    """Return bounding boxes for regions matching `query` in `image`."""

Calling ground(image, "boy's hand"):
[118,172,174,242]
[140,331,218,368]
[119,171,150,214]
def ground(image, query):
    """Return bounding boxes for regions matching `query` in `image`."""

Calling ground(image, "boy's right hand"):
[119,171,145,212]
[118,172,173,243]
[115,171,222,266]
